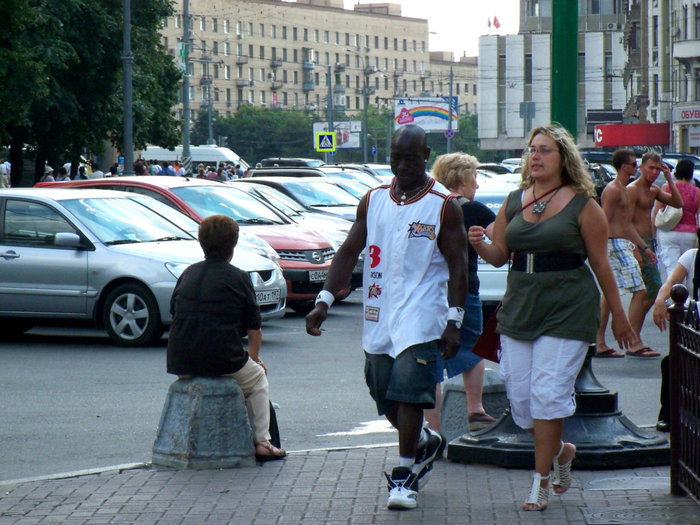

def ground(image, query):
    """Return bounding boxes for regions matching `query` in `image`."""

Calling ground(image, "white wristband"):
[315,290,335,307]
[447,306,465,323]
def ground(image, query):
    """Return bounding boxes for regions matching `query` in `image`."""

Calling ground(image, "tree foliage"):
[0,0,180,185]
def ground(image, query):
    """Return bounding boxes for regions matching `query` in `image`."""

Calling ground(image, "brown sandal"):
[255,440,286,462]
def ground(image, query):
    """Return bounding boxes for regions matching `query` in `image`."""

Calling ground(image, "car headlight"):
[165,262,191,279]
[323,231,348,252]
[246,235,280,264]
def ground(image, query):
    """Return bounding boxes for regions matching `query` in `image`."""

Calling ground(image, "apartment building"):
[161,0,477,123]
[477,0,700,154]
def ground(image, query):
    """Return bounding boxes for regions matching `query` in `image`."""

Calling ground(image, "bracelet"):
[315,290,335,307]
[447,306,465,323]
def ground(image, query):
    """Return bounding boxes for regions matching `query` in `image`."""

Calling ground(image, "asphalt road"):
[0,292,667,483]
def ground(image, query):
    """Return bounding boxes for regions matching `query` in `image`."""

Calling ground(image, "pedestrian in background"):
[653,159,699,277]
[625,152,682,357]
[469,124,638,511]
[306,124,468,511]
[425,152,497,432]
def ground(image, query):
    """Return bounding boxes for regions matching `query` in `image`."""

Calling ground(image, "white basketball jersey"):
[362,178,452,357]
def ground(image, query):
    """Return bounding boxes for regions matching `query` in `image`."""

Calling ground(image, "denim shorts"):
[435,293,483,379]
[364,340,440,415]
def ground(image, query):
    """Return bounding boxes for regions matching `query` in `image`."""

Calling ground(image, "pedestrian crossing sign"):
[316,132,336,152]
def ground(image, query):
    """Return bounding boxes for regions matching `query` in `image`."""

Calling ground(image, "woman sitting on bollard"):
[468,124,638,511]
[167,214,286,462]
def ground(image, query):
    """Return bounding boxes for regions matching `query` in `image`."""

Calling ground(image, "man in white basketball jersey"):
[306,124,468,510]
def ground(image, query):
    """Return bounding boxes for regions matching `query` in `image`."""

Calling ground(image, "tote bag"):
[655,205,683,231]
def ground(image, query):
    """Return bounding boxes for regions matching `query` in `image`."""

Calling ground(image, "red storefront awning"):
[593,123,670,147]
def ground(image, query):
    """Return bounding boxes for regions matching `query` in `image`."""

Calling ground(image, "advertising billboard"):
[393,97,458,132]
[313,121,361,149]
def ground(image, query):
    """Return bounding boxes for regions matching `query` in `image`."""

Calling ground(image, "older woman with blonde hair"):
[425,152,498,435]
[469,125,638,511]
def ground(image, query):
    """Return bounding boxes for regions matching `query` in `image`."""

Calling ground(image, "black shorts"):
[364,340,440,415]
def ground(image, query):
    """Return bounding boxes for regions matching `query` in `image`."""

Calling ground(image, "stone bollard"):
[440,367,508,444]
[152,377,256,468]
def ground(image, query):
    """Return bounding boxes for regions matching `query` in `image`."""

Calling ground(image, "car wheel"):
[288,300,315,314]
[102,283,164,346]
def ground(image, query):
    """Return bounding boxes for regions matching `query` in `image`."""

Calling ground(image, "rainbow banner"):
[393,97,459,133]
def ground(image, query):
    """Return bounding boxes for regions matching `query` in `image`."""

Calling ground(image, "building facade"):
[477,0,700,155]
[161,0,477,127]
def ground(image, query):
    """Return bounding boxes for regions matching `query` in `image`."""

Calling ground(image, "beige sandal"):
[522,473,549,511]
[255,440,286,462]
[552,442,575,494]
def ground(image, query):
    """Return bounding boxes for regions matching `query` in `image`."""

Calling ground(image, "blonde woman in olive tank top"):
[468,125,639,512]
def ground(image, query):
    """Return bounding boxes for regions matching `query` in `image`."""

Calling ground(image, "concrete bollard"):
[440,367,508,444]
[152,377,256,468]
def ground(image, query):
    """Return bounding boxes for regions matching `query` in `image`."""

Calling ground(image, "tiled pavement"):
[1,445,698,524]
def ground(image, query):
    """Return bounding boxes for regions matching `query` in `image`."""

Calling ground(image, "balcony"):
[270,58,283,68]
[302,60,315,70]
[236,78,251,87]
[271,81,283,91]
[302,81,315,92]
[235,55,248,65]
[674,40,700,61]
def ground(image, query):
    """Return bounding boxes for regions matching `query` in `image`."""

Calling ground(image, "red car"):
[39,176,347,311]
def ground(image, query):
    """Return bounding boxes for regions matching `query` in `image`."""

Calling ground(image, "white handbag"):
[654,205,683,231]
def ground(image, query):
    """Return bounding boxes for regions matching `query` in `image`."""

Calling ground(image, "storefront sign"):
[593,123,669,147]
[673,106,700,123]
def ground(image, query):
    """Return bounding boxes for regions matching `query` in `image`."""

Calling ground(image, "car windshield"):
[325,170,380,188]
[250,186,305,216]
[172,186,287,225]
[333,180,370,200]
[127,195,199,237]
[280,181,359,206]
[61,197,194,244]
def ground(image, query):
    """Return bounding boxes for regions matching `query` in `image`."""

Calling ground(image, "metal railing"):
[668,284,700,505]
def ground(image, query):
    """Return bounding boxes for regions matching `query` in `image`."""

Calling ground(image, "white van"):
[139,145,249,172]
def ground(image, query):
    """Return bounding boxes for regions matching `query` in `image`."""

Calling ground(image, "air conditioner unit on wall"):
[606,22,619,30]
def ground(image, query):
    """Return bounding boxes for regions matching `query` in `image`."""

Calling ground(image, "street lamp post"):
[122,0,134,175]
[181,0,191,171]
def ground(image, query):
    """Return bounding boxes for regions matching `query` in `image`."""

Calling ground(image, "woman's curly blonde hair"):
[520,124,595,197]
[431,152,479,192]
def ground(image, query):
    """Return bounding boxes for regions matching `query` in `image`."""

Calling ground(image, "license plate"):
[256,288,281,305]
[309,270,328,283]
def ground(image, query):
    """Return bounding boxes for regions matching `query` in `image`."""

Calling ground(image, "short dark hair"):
[612,149,635,170]
[675,159,694,181]
[198,215,239,259]
[58,167,67,176]
[641,151,663,164]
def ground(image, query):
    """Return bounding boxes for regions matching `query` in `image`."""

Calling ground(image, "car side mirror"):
[54,232,82,248]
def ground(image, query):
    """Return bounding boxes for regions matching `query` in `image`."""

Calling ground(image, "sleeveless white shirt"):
[362,178,452,357]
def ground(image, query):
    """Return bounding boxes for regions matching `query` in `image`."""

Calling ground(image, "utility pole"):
[122,0,134,175]
[362,66,371,163]
[182,0,191,172]
[446,66,454,154]
[551,1,578,136]
[326,65,334,164]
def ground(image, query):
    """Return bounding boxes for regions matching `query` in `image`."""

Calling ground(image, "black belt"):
[511,252,585,273]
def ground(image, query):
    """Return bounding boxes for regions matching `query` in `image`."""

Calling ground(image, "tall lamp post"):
[181,0,191,172]
[122,0,134,175]
[345,48,376,163]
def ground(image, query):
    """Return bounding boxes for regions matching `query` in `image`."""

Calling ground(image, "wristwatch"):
[447,319,462,329]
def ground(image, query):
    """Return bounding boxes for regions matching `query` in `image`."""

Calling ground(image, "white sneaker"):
[385,466,418,510]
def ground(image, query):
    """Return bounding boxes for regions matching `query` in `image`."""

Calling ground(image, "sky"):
[344,0,520,58]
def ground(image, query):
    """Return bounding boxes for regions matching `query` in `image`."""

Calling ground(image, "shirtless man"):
[624,152,681,357]
[596,150,657,357]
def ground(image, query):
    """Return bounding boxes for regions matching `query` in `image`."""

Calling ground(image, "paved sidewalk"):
[1,444,697,525]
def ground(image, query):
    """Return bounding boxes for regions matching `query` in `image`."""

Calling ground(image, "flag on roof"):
[487,18,491,28]
[493,16,501,29]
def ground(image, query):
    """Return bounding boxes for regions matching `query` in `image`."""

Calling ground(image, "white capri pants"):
[657,230,698,277]
[499,334,588,430]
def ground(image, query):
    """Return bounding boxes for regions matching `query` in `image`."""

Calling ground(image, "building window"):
[260,46,265,59]
[403,39,407,51]
[224,42,230,56]
[304,28,308,41]
[314,29,319,43]
[223,19,229,34]
[293,27,298,41]
[374,36,379,48]
[473,84,477,94]
[199,17,206,31]
[324,30,329,44]
[293,49,298,62]
[175,15,181,28]
[213,65,219,79]
[214,88,219,102]
[283,48,288,61]
[213,42,219,55]
[249,44,254,58]
[272,25,277,38]
[248,22,253,36]
[394,38,398,51]
[225,66,230,80]
[345,32,350,46]
[260,24,264,38]
[421,41,425,53]
[283,70,288,82]
[260,68,265,82]
[212,18,218,32]
[236,21,242,36]
[384,37,388,50]
[294,71,298,84]
[525,54,532,85]
[283,26,287,39]
[465,83,469,94]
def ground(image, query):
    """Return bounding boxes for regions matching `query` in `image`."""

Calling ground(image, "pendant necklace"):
[398,177,430,204]
[531,185,563,216]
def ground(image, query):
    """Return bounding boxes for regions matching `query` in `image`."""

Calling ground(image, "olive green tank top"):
[496,189,601,342]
